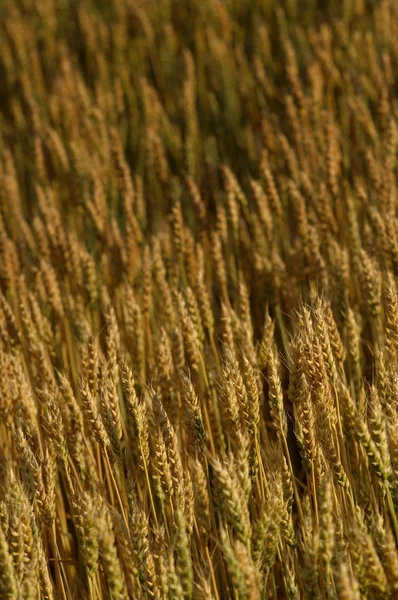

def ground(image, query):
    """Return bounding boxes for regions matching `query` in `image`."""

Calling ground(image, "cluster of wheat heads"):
[2,1,398,599]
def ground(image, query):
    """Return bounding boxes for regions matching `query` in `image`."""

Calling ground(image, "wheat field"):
[1,0,398,598]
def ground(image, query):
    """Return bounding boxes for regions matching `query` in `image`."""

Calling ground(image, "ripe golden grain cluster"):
[1,0,398,598]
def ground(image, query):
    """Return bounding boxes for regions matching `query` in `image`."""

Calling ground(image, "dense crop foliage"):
[1,1,398,598]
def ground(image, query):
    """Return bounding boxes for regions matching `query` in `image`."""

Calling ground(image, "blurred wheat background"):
[1,0,398,598]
